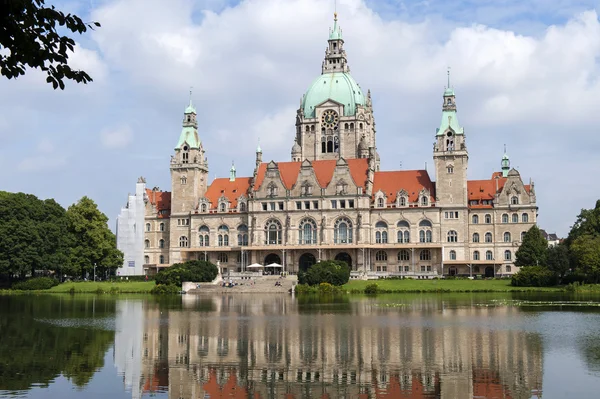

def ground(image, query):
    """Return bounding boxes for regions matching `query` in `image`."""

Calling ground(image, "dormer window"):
[511,196,519,205]
[220,202,226,212]
[399,196,406,207]
[201,203,207,213]
[267,183,278,197]
[377,197,384,208]
[421,196,428,206]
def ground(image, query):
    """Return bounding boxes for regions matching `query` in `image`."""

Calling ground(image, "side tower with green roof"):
[170,97,209,215]
[433,72,469,208]
[294,13,378,166]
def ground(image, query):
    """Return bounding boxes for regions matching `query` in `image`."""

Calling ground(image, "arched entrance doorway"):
[335,252,352,270]
[485,266,494,278]
[299,253,317,272]
[264,253,282,275]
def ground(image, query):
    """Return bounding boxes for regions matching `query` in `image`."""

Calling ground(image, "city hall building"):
[116,14,538,278]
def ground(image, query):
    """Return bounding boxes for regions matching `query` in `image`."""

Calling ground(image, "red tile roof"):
[205,177,252,210]
[145,189,171,218]
[467,172,530,208]
[372,170,435,203]
[253,158,369,190]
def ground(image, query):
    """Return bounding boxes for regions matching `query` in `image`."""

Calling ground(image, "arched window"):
[199,225,209,247]
[397,220,410,243]
[265,219,282,245]
[522,213,529,223]
[419,220,432,243]
[420,249,431,261]
[239,202,246,212]
[144,255,149,264]
[159,255,165,264]
[334,217,353,244]
[485,232,493,243]
[485,214,492,224]
[344,123,349,130]
[398,250,410,261]
[421,196,428,206]
[375,221,388,244]
[201,203,207,213]
[159,239,165,249]
[377,197,385,208]
[512,213,519,223]
[472,215,479,224]
[504,250,512,261]
[220,202,227,212]
[472,233,480,243]
[449,250,456,260]
[486,250,493,261]
[299,218,317,244]
[218,225,229,246]
[504,232,511,243]
[179,236,188,248]
[218,253,228,263]
[321,136,326,153]
[399,196,407,206]
[375,250,387,261]
[145,223,151,232]
[521,231,527,242]
[159,223,165,232]
[502,214,509,223]
[511,196,519,205]
[447,230,458,243]
[237,224,249,246]
[144,239,150,249]
[473,251,480,261]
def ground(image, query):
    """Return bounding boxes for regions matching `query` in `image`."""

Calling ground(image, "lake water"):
[1,293,600,398]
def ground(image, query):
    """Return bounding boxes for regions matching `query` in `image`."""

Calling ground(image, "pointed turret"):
[322,12,349,74]
[291,139,301,162]
[230,162,236,182]
[437,68,462,136]
[501,145,510,177]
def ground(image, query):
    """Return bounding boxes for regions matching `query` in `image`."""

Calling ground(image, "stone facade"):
[125,14,538,278]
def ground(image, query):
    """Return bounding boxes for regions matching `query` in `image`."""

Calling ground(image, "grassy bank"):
[343,279,564,293]
[0,281,157,294]
[46,281,156,293]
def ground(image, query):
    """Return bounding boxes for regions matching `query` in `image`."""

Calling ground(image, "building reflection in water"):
[113,296,543,399]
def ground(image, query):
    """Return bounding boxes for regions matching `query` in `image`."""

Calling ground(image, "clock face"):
[321,110,339,128]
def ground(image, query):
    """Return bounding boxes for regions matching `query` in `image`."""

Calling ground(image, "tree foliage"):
[66,196,123,279]
[511,265,558,287]
[298,260,350,286]
[566,200,600,246]
[0,0,100,89]
[515,225,548,267]
[155,260,219,287]
[0,192,122,283]
[546,244,571,281]
[570,235,600,283]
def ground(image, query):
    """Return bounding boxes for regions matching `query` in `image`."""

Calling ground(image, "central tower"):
[293,13,377,164]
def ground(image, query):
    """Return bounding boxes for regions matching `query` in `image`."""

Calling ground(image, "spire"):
[437,71,462,136]
[185,86,196,114]
[501,145,510,177]
[322,12,348,74]
[256,138,262,153]
[230,161,236,182]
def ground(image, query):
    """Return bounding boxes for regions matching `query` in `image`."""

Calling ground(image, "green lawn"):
[47,281,156,293]
[343,279,563,293]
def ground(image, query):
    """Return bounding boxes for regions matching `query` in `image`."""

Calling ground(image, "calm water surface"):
[1,293,600,398]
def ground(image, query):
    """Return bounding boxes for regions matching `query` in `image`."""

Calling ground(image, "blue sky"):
[1,0,600,236]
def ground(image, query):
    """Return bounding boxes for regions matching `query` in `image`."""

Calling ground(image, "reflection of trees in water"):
[579,335,600,374]
[0,296,115,391]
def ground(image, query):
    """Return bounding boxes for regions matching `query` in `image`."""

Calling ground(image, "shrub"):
[298,260,350,286]
[12,277,59,291]
[511,266,558,287]
[150,284,180,295]
[155,260,218,286]
[364,283,379,295]
[294,284,316,294]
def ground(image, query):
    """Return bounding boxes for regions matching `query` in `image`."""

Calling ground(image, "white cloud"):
[100,125,134,149]
[17,139,66,172]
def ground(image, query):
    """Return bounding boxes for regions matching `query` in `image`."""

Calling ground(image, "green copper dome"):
[302,72,365,118]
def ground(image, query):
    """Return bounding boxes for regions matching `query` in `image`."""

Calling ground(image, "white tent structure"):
[247,263,264,269]
[266,263,282,268]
